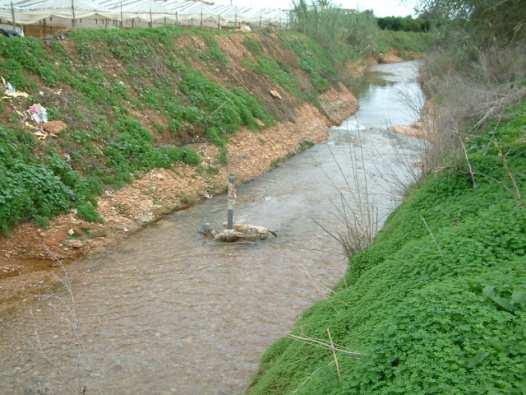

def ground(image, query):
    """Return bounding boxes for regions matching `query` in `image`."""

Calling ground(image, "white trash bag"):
[28,103,48,125]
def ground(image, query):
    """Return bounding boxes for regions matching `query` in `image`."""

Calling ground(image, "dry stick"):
[10,1,16,26]
[296,257,337,297]
[58,266,86,395]
[420,215,444,258]
[493,140,524,206]
[288,334,362,357]
[43,244,87,394]
[459,134,477,188]
[473,88,526,130]
[326,328,341,382]
[332,141,377,251]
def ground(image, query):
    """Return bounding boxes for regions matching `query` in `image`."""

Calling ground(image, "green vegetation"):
[243,31,355,102]
[199,35,229,65]
[243,37,303,98]
[248,99,526,395]
[0,11,432,233]
[377,30,433,56]
[377,16,431,32]
[419,0,525,44]
[0,27,274,232]
[279,33,338,93]
[0,116,204,232]
[179,70,272,143]
[290,1,432,62]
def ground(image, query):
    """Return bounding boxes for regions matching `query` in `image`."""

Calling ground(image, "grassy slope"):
[248,101,526,394]
[0,28,428,233]
[0,28,339,232]
[377,30,433,57]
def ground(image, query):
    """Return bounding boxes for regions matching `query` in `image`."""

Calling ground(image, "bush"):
[290,1,432,64]
[291,1,380,61]
[420,43,526,173]
[377,16,430,32]
[0,162,75,233]
[419,0,526,45]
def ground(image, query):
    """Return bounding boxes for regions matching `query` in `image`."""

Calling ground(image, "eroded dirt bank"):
[0,86,357,309]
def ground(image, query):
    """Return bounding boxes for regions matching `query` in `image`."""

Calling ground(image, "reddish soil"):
[391,122,428,139]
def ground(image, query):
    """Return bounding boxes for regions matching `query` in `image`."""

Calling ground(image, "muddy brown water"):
[0,61,425,395]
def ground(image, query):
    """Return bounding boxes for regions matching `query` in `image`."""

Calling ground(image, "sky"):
[213,0,419,17]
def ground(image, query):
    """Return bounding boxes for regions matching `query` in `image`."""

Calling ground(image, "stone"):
[269,89,282,100]
[391,124,427,139]
[137,211,154,224]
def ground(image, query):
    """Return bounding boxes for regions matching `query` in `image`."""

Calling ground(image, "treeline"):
[377,16,430,32]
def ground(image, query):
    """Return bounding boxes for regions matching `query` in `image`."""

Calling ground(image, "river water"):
[0,61,425,395]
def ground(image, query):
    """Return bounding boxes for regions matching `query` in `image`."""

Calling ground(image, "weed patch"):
[243,38,303,98]
[0,27,277,232]
[280,33,338,93]
[248,100,526,394]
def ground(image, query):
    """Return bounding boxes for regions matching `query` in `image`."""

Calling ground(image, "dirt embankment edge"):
[0,85,358,309]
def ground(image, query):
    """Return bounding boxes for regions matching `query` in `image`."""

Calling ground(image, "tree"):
[417,0,525,43]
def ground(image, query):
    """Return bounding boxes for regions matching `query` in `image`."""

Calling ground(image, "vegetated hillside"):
[248,100,526,393]
[0,27,427,234]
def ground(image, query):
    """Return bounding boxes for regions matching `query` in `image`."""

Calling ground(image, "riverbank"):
[0,25,427,308]
[0,60,427,394]
[0,96,356,308]
[0,27,365,308]
[247,99,526,394]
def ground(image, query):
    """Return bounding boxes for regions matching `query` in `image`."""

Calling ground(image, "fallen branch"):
[288,334,362,357]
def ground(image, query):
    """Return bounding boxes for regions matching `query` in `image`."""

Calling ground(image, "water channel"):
[0,60,425,395]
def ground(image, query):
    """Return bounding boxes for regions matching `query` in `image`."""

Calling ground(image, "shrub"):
[291,0,380,61]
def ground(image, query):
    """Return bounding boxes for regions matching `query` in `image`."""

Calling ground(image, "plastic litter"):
[1,77,29,99]
[28,103,48,125]
[0,27,23,38]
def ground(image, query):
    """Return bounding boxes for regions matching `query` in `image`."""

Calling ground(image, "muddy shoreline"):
[0,85,358,310]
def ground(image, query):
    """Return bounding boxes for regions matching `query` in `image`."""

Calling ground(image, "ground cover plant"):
[248,2,525,392]
[248,98,526,395]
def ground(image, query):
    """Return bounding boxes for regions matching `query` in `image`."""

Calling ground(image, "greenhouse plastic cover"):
[0,0,290,25]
